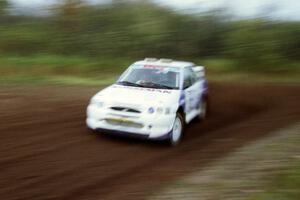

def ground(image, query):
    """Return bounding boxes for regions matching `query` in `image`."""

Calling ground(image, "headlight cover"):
[90,98,105,107]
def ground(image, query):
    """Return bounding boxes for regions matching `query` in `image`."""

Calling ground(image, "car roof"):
[134,58,195,68]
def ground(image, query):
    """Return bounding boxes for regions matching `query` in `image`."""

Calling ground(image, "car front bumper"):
[86,104,176,139]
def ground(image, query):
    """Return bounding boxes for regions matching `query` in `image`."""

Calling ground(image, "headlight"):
[96,102,104,107]
[90,98,104,107]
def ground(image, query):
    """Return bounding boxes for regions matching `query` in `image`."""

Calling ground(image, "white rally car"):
[86,58,209,145]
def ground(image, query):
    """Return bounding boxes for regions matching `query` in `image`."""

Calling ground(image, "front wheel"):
[169,113,184,146]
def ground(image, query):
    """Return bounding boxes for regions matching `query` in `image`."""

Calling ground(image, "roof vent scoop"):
[144,58,158,62]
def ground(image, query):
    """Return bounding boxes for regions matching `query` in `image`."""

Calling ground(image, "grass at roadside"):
[0,55,131,86]
[0,55,299,86]
[249,161,300,200]
[0,75,116,86]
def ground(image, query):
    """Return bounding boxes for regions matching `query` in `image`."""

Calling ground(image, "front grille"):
[105,119,143,129]
[110,106,141,113]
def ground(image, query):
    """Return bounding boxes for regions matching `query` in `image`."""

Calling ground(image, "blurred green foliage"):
[249,161,300,200]
[0,0,299,76]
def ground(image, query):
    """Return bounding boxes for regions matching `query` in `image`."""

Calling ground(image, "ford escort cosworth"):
[86,58,209,145]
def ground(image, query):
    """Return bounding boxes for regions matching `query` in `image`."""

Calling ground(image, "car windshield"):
[117,65,180,90]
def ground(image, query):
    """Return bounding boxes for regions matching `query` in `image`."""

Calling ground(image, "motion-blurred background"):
[0,0,299,85]
[0,1,300,200]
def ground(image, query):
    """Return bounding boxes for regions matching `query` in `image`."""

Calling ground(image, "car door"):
[183,67,199,114]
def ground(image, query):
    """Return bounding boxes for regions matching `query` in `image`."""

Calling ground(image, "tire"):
[169,113,184,146]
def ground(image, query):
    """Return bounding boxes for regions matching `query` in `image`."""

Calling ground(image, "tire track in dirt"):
[0,83,299,200]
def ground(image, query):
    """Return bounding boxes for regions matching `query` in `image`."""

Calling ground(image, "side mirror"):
[193,66,205,78]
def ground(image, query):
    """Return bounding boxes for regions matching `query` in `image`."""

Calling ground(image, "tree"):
[52,0,85,54]
[0,0,8,14]
[225,20,283,70]
[0,0,9,23]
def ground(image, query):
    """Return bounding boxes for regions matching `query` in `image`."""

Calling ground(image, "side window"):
[183,67,197,89]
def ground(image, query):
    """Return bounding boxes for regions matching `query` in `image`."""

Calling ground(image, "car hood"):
[93,84,180,107]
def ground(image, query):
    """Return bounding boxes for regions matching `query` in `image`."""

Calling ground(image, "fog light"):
[165,108,171,114]
[157,107,164,114]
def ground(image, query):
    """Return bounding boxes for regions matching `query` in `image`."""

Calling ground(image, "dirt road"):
[0,83,299,200]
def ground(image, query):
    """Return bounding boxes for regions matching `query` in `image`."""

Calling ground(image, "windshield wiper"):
[147,82,175,90]
[117,81,145,87]
[118,81,175,90]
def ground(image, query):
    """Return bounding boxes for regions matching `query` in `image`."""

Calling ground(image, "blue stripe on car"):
[179,92,185,105]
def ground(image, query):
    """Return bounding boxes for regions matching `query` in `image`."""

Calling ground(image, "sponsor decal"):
[143,65,164,69]
[148,107,155,114]
[143,65,178,74]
